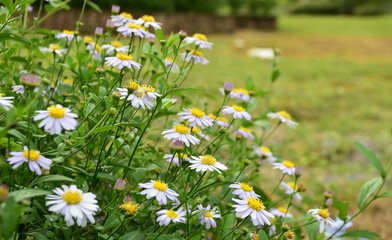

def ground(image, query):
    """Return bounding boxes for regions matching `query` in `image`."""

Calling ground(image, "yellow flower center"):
[175,153,188,158]
[111,41,123,48]
[278,207,289,213]
[278,111,292,120]
[91,43,101,53]
[23,150,40,161]
[190,108,205,118]
[48,105,66,118]
[165,58,173,62]
[128,80,139,92]
[286,231,295,240]
[63,30,75,35]
[193,33,207,41]
[282,160,294,168]
[192,127,201,134]
[120,12,133,19]
[232,88,249,95]
[204,211,213,218]
[116,53,133,61]
[83,36,93,43]
[252,233,259,240]
[142,84,155,93]
[174,124,191,135]
[128,23,145,30]
[271,217,275,223]
[49,44,61,51]
[318,209,330,219]
[288,182,298,191]
[200,155,216,165]
[261,146,270,154]
[208,114,218,120]
[141,15,155,22]
[119,201,139,215]
[240,127,251,133]
[240,182,253,192]
[153,180,168,191]
[62,190,82,204]
[232,104,245,112]
[166,209,178,218]
[247,197,264,211]
[190,50,203,57]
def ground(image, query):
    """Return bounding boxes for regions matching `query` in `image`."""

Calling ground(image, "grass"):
[184,15,392,236]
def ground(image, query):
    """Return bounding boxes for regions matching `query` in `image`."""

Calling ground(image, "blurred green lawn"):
[183,15,392,235]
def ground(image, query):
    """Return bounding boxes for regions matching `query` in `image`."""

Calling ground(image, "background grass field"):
[183,15,392,236]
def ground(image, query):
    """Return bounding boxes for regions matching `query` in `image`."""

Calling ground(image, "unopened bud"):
[160,40,166,47]
[285,230,295,240]
[185,47,191,53]
[106,19,114,30]
[114,179,126,191]
[295,166,304,178]
[223,81,234,95]
[96,67,105,73]
[111,5,120,15]
[324,190,332,199]
[81,85,88,91]
[197,198,202,204]
[112,91,121,99]
[325,198,333,207]
[173,140,183,150]
[155,167,162,173]
[282,223,291,232]
[243,159,252,166]
[95,27,103,36]
[179,30,187,40]
[109,107,117,115]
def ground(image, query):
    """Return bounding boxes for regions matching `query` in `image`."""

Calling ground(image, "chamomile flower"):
[39,44,67,57]
[181,50,209,65]
[105,53,141,70]
[250,232,258,240]
[325,216,353,239]
[101,41,129,55]
[208,114,230,127]
[156,207,186,226]
[270,207,293,218]
[230,88,251,102]
[163,153,190,167]
[117,23,152,38]
[192,126,210,140]
[141,84,161,102]
[178,107,213,129]
[193,204,221,229]
[184,33,213,49]
[229,182,260,199]
[111,12,135,27]
[235,127,254,139]
[0,94,14,110]
[267,111,298,128]
[222,104,251,120]
[46,185,99,227]
[7,146,52,175]
[255,146,277,163]
[308,208,334,233]
[12,85,25,94]
[161,124,200,147]
[33,104,78,135]
[165,58,179,70]
[232,197,274,226]
[117,80,153,109]
[273,160,296,176]
[136,15,162,30]
[86,42,101,60]
[280,182,302,201]
[188,155,228,174]
[55,30,80,41]
[139,180,179,205]
[119,197,139,215]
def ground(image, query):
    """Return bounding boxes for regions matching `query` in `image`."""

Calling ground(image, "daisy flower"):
[117,81,151,109]
[181,50,209,65]
[178,107,213,129]
[184,33,213,49]
[188,155,228,174]
[192,126,210,140]
[161,124,200,147]
[117,23,151,38]
[308,208,334,233]
[222,104,251,120]
[46,185,99,227]
[165,58,179,70]
[325,216,353,239]
[139,180,179,205]
[141,84,161,103]
[33,104,78,135]
[163,153,190,167]
[193,204,221,229]
[105,53,141,70]
[267,111,298,128]
[273,160,295,176]
[12,85,25,94]
[39,44,67,57]
[101,41,129,55]
[280,182,302,201]
[111,12,135,27]
[136,15,162,30]
[0,94,14,110]
[234,127,254,139]
[230,88,251,102]
[250,232,258,240]
[86,42,102,60]
[119,197,139,215]
[55,30,80,41]
[229,182,260,199]
[270,207,293,218]
[7,146,52,175]
[255,146,277,163]
[156,207,186,226]
[232,197,274,226]
[208,114,230,128]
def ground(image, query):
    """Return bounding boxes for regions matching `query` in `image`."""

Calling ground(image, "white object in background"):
[248,48,275,59]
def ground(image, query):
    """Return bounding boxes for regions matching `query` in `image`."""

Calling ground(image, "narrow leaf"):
[355,142,385,177]
[357,177,382,208]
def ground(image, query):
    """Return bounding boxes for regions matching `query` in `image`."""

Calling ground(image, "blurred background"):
[32,0,392,236]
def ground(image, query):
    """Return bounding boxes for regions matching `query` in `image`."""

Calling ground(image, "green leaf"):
[89,125,118,134]
[338,230,380,239]
[119,231,138,240]
[29,175,75,187]
[257,229,268,240]
[377,191,392,198]
[87,0,102,13]
[355,142,385,177]
[167,87,203,95]
[155,28,165,42]
[304,220,319,240]
[0,33,32,46]
[148,54,167,73]
[271,69,280,83]
[2,0,14,12]
[332,200,349,220]
[357,177,382,208]
[8,189,51,203]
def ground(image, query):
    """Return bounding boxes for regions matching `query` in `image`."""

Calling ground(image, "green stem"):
[221,217,248,240]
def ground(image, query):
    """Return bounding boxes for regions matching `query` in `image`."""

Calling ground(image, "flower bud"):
[111,5,120,15]
[217,174,225,182]
[223,81,234,95]
[87,63,93,68]
[282,223,291,232]
[179,30,187,40]
[112,91,121,99]
[243,159,252,166]
[159,40,166,47]
[197,198,203,204]
[285,230,295,240]
[106,19,114,30]
[0,184,9,203]
[96,67,105,73]
[173,140,184,150]
[114,179,126,191]
[294,166,304,178]
[109,107,117,115]
[325,198,333,207]
[155,167,162,173]
[185,47,191,53]
[64,99,72,104]
[95,27,103,36]
[298,183,306,192]
[20,74,40,87]
[324,190,332,199]
[81,85,88,91]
